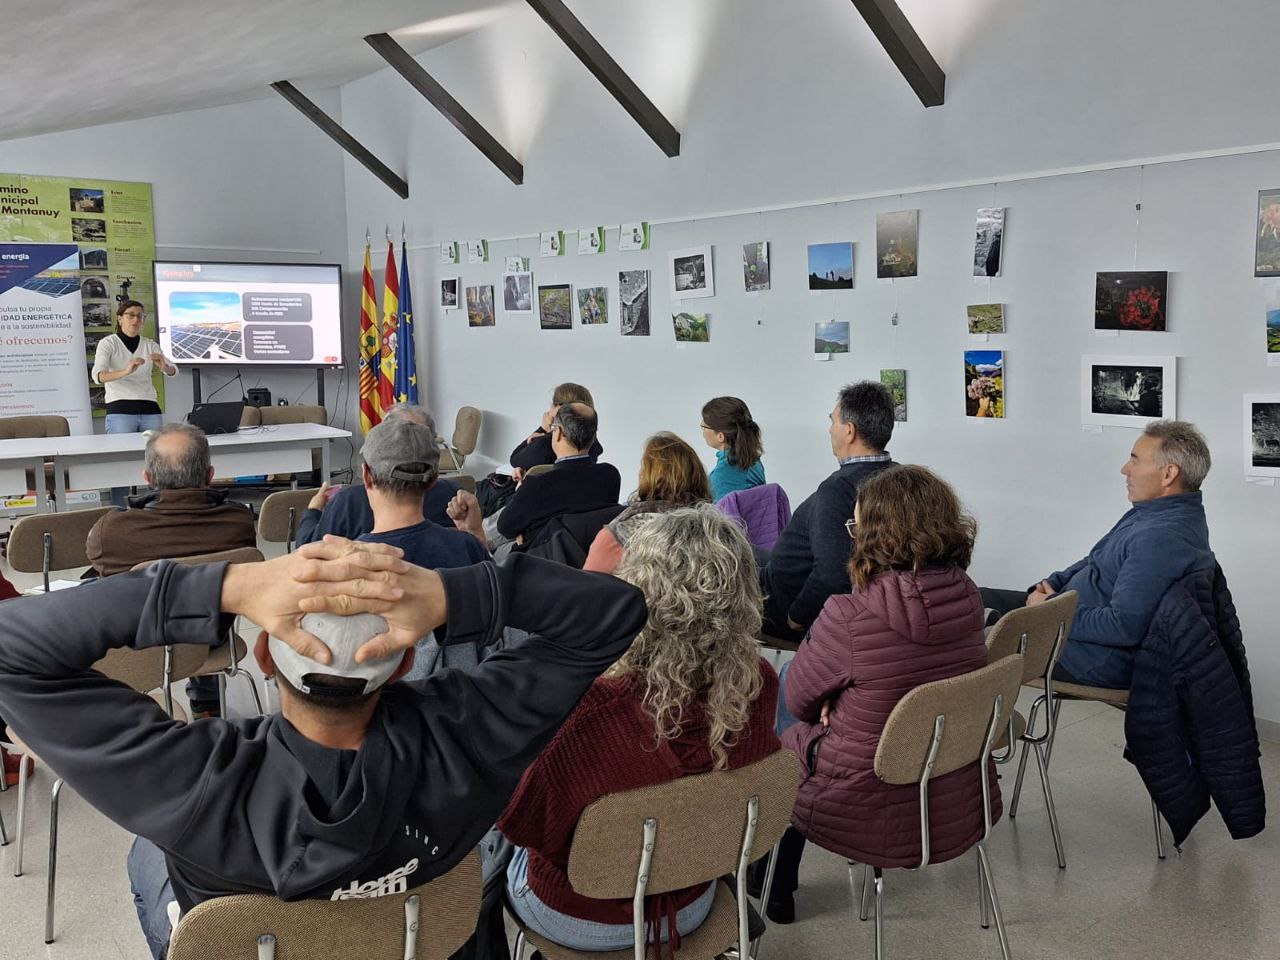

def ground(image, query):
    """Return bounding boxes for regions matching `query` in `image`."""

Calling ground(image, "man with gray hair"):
[85,421,257,716]
[982,419,1216,689]
[296,404,460,545]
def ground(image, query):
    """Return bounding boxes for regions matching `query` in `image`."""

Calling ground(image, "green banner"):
[0,173,158,417]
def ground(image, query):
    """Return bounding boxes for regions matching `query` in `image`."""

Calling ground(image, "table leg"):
[52,457,66,512]
[320,441,331,484]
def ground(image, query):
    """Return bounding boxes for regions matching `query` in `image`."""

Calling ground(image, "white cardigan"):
[91,334,176,405]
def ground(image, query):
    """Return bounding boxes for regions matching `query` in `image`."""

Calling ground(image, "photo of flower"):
[964,350,1005,418]
[1095,272,1168,331]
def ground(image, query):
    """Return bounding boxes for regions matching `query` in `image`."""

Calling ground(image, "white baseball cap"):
[268,612,403,698]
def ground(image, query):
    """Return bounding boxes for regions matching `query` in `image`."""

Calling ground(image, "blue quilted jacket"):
[1125,566,1265,847]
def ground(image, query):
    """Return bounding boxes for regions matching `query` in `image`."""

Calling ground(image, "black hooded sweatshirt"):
[0,554,646,913]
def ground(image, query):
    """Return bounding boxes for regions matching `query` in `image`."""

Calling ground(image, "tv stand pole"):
[191,368,202,404]
[315,368,325,408]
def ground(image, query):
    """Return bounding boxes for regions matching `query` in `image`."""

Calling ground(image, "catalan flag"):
[394,240,419,405]
[379,239,399,415]
[357,241,381,433]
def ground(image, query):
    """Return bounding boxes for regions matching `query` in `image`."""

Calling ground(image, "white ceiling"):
[2,0,519,142]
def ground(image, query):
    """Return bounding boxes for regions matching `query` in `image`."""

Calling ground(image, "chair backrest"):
[450,406,482,456]
[523,463,554,480]
[168,850,482,960]
[7,507,114,573]
[257,404,327,427]
[985,591,1079,682]
[0,414,70,440]
[875,655,1024,785]
[567,749,800,899]
[259,488,321,544]
[239,406,263,429]
[451,474,476,494]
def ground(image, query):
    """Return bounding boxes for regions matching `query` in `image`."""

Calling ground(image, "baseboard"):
[1256,716,1280,743]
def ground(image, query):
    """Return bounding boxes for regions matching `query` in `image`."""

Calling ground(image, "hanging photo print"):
[619,270,650,336]
[577,286,608,325]
[540,231,565,257]
[577,227,605,255]
[1256,189,1280,278]
[669,245,715,300]
[440,277,459,310]
[440,241,459,266]
[881,369,907,421]
[466,239,488,264]
[538,284,573,329]
[807,242,854,290]
[743,241,770,292]
[814,321,849,358]
[620,222,650,251]
[465,285,495,327]
[672,312,710,342]
[965,350,1005,418]
[973,208,1005,277]
[501,272,533,314]
[1244,394,1280,477]
[876,210,919,279]
[967,303,1005,334]
[1094,272,1168,331]
[1081,355,1176,428]
[1266,280,1280,366]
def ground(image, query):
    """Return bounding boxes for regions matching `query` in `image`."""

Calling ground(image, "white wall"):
[339,0,1280,723]
[0,92,360,474]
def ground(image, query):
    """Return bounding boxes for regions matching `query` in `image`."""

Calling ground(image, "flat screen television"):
[153,261,343,366]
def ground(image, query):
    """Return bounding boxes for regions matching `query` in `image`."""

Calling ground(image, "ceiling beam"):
[524,0,680,158]
[364,33,524,186]
[270,81,408,199]
[849,0,945,107]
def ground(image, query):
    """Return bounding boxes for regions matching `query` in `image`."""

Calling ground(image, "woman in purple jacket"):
[757,464,998,922]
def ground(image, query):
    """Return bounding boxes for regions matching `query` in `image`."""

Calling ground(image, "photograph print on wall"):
[876,210,919,279]
[807,242,853,290]
[1095,271,1168,331]
[1266,280,1280,365]
[964,350,1005,418]
[440,242,459,266]
[540,231,564,258]
[619,270,650,336]
[742,241,770,292]
[881,369,907,421]
[465,285,494,327]
[620,222,650,251]
[669,245,715,300]
[538,284,573,329]
[501,272,533,314]
[1244,395,1280,477]
[577,286,608,325]
[440,277,459,309]
[973,208,1005,277]
[466,239,488,264]
[967,303,1005,334]
[1081,355,1176,428]
[1256,189,1280,277]
[814,321,849,358]
[672,312,710,342]
[577,227,605,256]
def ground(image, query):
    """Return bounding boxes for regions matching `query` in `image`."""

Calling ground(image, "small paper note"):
[1081,424,1104,434]
[1245,476,1276,486]
[1095,330,1119,338]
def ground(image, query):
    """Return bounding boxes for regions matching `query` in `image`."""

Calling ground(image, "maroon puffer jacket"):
[780,565,1000,868]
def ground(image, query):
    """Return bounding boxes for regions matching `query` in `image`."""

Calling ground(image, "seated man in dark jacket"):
[509,382,604,479]
[296,404,458,543]
[0,541,646,960]
[497,403,621,550]
[982,420,1216,689]
[758,382,896,643]
[85,422,257,716]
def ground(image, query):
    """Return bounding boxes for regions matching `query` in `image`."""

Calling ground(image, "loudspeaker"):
[246,388,272,408]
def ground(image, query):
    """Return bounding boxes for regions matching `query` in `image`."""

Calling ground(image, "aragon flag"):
[357,241,381,433]
[379,239,399,415]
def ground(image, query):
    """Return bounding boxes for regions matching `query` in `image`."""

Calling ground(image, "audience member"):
[0,542,646,960]
[496,403,621,549]
[296,404,459,543]
[500,505,779,953]
[509,382,604,479]
[758,465,996,922]
[583,431,711,574]
[758,381,896,642]
[85,422,256,717]
[701,396,765,501]
[980,420,1215,689]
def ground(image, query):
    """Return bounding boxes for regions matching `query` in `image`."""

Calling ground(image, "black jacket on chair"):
[497,459,621,546]
[1124,565,1265,846]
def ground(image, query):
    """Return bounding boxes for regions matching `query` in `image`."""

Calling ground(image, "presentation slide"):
[154,261,343,366]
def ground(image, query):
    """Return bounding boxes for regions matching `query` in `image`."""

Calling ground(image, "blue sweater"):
[709,449,766,502]
[296,479,459,546]
[357,518,487,570]
[1047,492,1215,688]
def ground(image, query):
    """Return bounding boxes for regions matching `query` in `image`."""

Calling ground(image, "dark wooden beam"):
[364,33,524,186]
[850,0,946,107]
[524,0,680,157]
[270,81,409,198]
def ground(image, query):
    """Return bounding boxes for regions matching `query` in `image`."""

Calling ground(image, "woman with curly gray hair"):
[499,505,780,955]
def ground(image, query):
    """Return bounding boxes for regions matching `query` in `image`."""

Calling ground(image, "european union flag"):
[394,242,418,405]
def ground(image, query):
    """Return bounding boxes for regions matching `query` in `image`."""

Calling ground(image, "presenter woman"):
[91,300,177,505]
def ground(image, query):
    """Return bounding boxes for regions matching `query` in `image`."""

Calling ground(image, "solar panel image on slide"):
[168,323,245,360]
[20,276,81,297]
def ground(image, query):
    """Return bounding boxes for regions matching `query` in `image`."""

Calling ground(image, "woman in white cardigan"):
[91,300,177,504]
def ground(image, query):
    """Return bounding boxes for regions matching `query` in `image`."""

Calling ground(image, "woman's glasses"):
[845,518,857,539]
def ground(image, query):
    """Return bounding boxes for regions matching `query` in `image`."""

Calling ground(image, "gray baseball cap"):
[361,417,440,485]
[268,612,404,697]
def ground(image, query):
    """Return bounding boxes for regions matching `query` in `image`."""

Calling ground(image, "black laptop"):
[187,401,245,435]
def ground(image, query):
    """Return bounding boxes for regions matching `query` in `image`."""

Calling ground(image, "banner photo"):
[0,242,91,433]
[0,173,158,416]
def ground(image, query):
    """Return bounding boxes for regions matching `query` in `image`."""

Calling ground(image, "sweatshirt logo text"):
[329,858,420,901]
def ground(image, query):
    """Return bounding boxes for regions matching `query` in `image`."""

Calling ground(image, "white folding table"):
[0,436,58,513]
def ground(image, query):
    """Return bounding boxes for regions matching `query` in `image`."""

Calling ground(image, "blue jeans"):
[505,846,715,951]
[128,837,175,960]
[105,413,163,506]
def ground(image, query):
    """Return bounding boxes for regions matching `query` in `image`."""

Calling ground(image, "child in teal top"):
[701,396,766,502]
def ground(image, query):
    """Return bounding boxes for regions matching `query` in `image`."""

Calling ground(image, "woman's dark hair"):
[116,299,145,335]
[849,465,976,590]
[636,432,712,505]
[701,396,762,468]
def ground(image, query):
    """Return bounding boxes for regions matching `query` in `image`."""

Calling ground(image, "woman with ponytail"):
[700,396,766,501]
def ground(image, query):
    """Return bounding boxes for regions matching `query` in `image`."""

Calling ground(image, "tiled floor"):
[1,550,1277,960]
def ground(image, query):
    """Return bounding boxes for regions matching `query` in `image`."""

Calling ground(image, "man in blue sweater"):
[758,382,896,643]
[986,420,1216,689]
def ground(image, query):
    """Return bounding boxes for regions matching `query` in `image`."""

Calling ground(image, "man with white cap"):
[0,539,646,959]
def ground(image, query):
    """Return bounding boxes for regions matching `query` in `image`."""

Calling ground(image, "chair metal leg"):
[859,862,873,921]
[1044,698,1063,767]
[512,930,526,960]
[45,778,63,944]
[14,746,29,876]
[976,844,1012,960]
[1151,800,1166,860]
[1033,742,1067,869]
[759,840,780,909]
[977,848,989,929]
[1009,741,1032,819]
[872,867,885,960]
[0,793,9,846]
[236,670,265,716]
